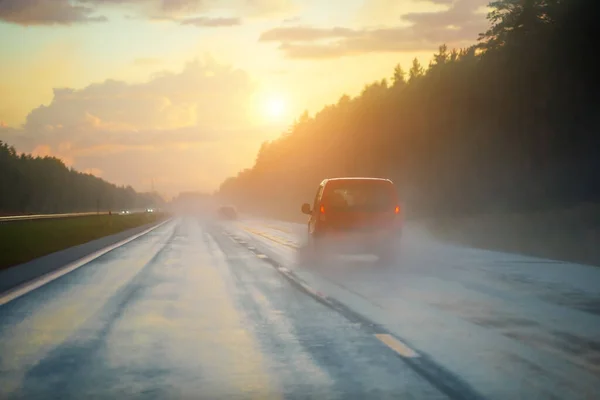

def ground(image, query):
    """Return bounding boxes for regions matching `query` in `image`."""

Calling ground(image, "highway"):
[1,217,599,399]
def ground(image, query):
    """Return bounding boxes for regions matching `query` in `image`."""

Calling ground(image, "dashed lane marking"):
[375,334,419,358]
[219,228,484,400]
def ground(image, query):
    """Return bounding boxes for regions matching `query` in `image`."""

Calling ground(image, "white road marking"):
[375,334,419,358]
[0,219,172,307]
[256,254,268,259]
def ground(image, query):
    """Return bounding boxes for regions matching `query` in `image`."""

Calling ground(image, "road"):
[1,216,599,399]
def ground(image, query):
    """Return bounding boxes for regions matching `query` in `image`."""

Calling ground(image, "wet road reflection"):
[0,218,448,399]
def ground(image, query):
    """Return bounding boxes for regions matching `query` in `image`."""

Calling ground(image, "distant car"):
[119,210,131,215]
[217,205,238,220]
[146,208,154,213]
[301,177,402,264]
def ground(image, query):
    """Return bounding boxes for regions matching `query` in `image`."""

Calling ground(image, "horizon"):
[0,0,490,198]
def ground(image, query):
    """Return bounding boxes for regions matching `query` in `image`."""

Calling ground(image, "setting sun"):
[263,96,287,120]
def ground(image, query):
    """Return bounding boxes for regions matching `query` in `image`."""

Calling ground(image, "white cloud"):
[0,58,259,195]
[260,0,489,58]
[0,0,106,25]
[0,0,484,34]
[0,0,296,25]
[179,16,241,27]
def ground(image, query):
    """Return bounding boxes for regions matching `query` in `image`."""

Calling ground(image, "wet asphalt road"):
[0,218,451,399]
[229,219,600,400]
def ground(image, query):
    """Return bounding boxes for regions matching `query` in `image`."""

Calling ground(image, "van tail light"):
[394,205,400,214]
[320,205,325,214]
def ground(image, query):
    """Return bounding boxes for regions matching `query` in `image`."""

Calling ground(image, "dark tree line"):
[218,0,599,220]
[0,141,163,215]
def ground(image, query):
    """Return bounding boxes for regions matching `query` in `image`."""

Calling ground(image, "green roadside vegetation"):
[0,142,164,215]
[0,212,168,271]
[425,203,600,267]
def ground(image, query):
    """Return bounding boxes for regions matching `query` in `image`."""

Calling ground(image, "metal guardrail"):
[0,211,112,223]
[0,208,161,223]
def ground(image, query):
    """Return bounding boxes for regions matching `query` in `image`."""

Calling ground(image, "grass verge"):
[424,203,600,266]
[0,212,168,271]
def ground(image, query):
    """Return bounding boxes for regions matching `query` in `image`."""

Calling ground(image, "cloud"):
[31,143,75,166]
[259,0,489,58]
[282,15,301,24]
[417,0,454,4]
[260,26,361,42]
[30,144,52,158]
[81,0,203,12]
[82,167,103,177]
[85,0,294,19]
[0,58,259,195]
[0,0,295,26]
[180,16,241,27]
[0,0,107,25]
[159,0,203,13]
[240,0,295,18]
[23,58,253,133]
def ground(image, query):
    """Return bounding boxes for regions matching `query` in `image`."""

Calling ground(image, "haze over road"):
[1,217,599,399]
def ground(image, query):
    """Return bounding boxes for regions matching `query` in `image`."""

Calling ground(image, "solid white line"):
[256,254,268,259]
[0,219,172,307]
[375,334,419,358]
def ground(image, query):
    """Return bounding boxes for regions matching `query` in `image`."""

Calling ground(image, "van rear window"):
[325,181,396,212]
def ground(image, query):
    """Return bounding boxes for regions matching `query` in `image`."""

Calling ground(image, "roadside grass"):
[0,212,168,270]
[424,203,600,267]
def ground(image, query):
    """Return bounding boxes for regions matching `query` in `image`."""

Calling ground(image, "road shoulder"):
[0,219,171,294]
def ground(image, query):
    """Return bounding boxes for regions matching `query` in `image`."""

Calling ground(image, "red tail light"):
[320,205,325,213]
[394,205,400,214]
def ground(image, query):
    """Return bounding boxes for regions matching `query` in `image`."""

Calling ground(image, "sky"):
[0,0,490,198]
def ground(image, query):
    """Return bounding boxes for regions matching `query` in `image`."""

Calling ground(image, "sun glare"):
[264,96,286,120]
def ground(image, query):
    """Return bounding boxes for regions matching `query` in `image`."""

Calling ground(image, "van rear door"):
[321,180,399,232]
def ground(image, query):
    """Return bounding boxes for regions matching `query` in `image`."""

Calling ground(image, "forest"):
[0,141,162,215]
[218,0,598,221]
